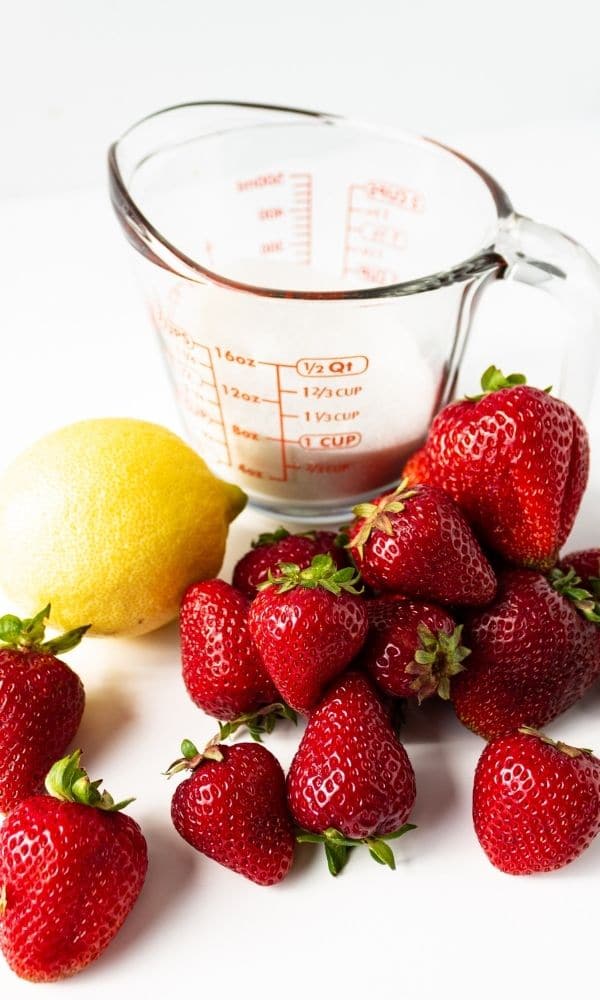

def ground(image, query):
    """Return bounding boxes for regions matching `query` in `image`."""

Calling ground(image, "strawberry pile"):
[171,366,600,884]
[0,364,599,984]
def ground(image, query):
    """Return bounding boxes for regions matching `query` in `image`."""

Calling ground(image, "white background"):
[2,2,600,998]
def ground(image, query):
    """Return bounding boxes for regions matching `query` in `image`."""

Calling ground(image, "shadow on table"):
[100,820,196,967]
[76,682,135,761]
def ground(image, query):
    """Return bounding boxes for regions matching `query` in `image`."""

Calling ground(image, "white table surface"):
[1,120,600,1000]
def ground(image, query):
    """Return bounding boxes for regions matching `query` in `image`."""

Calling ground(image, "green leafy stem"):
[296,824,416,876]
[0,604,90,654]
[45,750,134,812]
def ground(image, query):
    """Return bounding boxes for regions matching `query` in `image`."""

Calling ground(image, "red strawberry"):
[347,480,496,606]
[233,528,346,599]
[401,447,432,487]
[248,555,368,714]
[361,599,469,701]
[473,727,600,874]
[422,366,589,570]
[0,751,147,981]
[559,548,600,595]
[452,567,600,740]
[288,672,416,874]
[0,606,87,814]
[168,738,294,886]
[180,580,293,738]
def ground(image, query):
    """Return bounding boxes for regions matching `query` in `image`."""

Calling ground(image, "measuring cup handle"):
[496,212,600,415]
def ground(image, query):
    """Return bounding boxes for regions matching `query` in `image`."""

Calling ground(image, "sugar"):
[153,259,438,509]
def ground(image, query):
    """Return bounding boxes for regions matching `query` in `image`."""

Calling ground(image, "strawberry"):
[233,527,346,599]
[473,727,600,874]
[0,605,87,814]
[0,750,147,981]
[361,598,469,701]
[288,672,416,874]
[179,580,294,739]
[347,480,496,606]
[421,366,589,570]
[452,567,600,740]
[248,554,368,714]
[559,548,600,595]
[168,738,294,886]
[401,447,432,487]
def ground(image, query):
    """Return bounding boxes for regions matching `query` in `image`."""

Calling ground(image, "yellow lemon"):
[0,419,246,636]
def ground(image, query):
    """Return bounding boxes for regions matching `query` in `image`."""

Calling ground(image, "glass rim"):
[108,99,514,301]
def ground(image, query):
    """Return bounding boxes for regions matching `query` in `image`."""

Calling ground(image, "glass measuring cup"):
[108,101,600,521]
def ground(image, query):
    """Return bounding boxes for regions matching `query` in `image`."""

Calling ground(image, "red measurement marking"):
[346,244,384,260]
[296,356,369,378]
[299,433,362,450]
[346,264,400,285]
[352,221,407,249]
[304,462,351,475]
[274,365,288,482]
[232,425,259,440]
[343,180,421,282]
[236,172,284,192]
[366,181,425,213]
[289,172,312,266]
[260,240,284,254]
[239,463,265,478]
[202,346,232,467]
[342,184,358,278]
[202,432,231,449]
[258,207,284,220]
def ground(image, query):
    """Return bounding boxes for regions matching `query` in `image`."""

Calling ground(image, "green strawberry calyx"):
[466,365,528,402]
[164,737,225,777]
[257,553,362,596]
[251,527,291,549]
[349,479,418,558]
[405,624,470,702]
[466,365,554,402]
[0,604,90,655]
[217,702,297,743]
[549,567,600,623]
[45,750,135,812]
[518,726,594,759]
[296,824,417,877]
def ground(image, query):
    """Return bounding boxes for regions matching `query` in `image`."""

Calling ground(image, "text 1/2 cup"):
[109,102,600,521]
